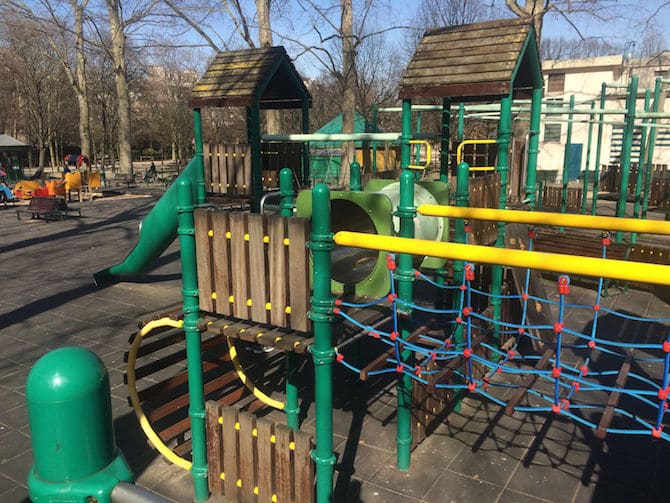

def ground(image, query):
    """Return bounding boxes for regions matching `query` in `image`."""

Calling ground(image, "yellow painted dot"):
[235,422,240,430]
[218,417,223,424]
[283,238,290,246]
[270,435,276,443]
[254,487,259,495]
[255,333,264,339]
[244,233,250,241]
[236,479,242,488]
[243,184,247,189]
[289,441,295,450]
[207,321,213,325]
[229,296,234,303]
[272,495,277,503]
[263,236,270,243]
[247,298,253,307]
[252,428,258,437]
[211,292,217,300]
[274,337,282,343]
[265,302,272,310]
[220,472,225,480]
[285,306,291,314]
[226,231,231,239]
[208,229,214,237]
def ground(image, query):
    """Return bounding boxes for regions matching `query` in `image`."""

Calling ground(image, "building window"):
[544,124,561,143]
[547,73,565,93]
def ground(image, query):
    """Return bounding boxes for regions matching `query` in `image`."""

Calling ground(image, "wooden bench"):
[16,196,81,222]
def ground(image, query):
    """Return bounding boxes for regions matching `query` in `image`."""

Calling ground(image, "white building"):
[537,52,670,183]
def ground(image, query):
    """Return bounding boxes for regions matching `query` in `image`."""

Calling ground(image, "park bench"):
[116,173,136,188]
[16,196,81,222]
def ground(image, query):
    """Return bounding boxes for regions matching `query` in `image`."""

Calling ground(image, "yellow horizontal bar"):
[456,139,497,167]
[333,231,670,286]
[468,166,495,172]
[418,205,670,237]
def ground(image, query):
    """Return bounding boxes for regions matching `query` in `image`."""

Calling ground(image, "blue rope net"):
[332,233,670,442]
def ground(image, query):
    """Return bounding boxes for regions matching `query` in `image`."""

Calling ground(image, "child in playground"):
[0,171,15,204]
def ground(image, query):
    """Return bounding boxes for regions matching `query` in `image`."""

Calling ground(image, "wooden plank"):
[408,48,520,66]
[230,213,250,319]
[248,214,269,324]
[287,218,310,332]
[243,144,252,195]
[256,419,274,503]
[402,69,514,87]
[269,215,288,327]
[399,81,511,100]
[596,352,634,440]
[505,349,553,416]
[274,424,293,503]
[210,144,220,193]
[211,211,232,315]
[405,59,517,79]
[222,407,240,500]
[359,324,429,380]
[195,209,214,312]
[293,431,314,503]
[204,143,213,192]
[218,144,228,194]
[417,28,526,51]
[238,412,257,503]
[206,402,224,495]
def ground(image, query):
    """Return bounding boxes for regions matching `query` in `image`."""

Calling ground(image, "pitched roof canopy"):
[189,46,311,109]
[0,134,29,150]
[400,18,543,102]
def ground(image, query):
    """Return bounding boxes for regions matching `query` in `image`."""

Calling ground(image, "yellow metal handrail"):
[456,139,496,172]
[408,140,432,170]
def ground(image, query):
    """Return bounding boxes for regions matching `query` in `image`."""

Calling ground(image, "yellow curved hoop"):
[127,317,192,471]
[408,140,432,170]
[227,338,285,411]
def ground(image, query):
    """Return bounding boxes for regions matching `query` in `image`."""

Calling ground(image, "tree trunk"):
[340,0,356,188]
[256,0,279,135]
[505,0,546,38]
[107,0,133,174]
[74,0,91,158]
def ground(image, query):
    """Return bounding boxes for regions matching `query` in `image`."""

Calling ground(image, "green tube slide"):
[93,158,199,285]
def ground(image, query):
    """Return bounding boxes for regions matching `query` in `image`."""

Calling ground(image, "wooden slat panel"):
[597,352,633,439]
[287,218,310,332]
[243,144,253,195]
[238,412,256,503]
[195,209,214,312]
[248,214,269,324]
[269,215,288,327]
[212,211,232,316]
[408,48,520,66]
[293,431,313,503]
[230,213,250,319]
[274,424,293,503]
[406,60,517,79]
[204,143,213,192]
[222,407,240,500]
[206,402,224,495]
[256,420,274,503]
[402,69,514,87]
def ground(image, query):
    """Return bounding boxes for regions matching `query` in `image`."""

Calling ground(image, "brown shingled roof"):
[189,46,311,109]
[400,18,542,102]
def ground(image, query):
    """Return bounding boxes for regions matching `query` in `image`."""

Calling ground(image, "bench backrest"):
[194,209,311,332]
[29,196,60,212]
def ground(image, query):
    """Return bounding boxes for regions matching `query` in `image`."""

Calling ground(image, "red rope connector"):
[652,427,663,439]
[460,284,467,291]
[387,293,397,302]
[580,365,589,377]
[507,350,515,361]
[553,322,564,333]
[663,341,670,353]
[335,298,343,306]
[464,223,471,233]
[467,381,476,392]
[572,381,581,392]
[518,327,525,335]
[521,292,529,301]
[552,367,562,378]
[560,398,570,410]
[414,365,422,376]
[552,403,561,414]
[414,270,421,277]
[482,376,490,389]
[386,254,396,271]
[462,307,472,317]
[588,340,596,350]
[593,304,600,312]
[430,352,437,361]
[396,364,404,373]
[463,348,472,359]
[390,331,399,342]
[496,367,502,373]
[465,264,475,281]
[336,353,344,362]
[444,339,452,348]
[658,387,669,401]
[601,234,611,247]
[371,332,380,339]
[456,316,463,324]
[333,307,341,315]
[558,275,570,295]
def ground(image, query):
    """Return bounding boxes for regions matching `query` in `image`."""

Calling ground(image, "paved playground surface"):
[0,191,669,502]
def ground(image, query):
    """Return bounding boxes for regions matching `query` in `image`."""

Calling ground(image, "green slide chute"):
[93,158,199,284]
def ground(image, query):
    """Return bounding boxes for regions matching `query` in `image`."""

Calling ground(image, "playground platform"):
[0,193,669,502]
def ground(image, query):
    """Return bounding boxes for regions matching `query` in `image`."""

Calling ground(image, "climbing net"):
[333,229,670,441]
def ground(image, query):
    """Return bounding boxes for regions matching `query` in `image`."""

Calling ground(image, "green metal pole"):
[396,98,415,471]
[561,95,576,217]
[247,105,263,212]
[193,108,206,205]
[642,78,662,219]
[440,97,451,183]
[581,101,596,214]
[616,75,638,243]
[491,95,512,339]
[452,161,470,344]
[177,179,209,502]
[302,100,310,185]
[279,168,300,431]
[526,87,542,209]
[309,184,336,503]
[631,89,651,244]
[372,103,378,173]
[349,161,362,191]
[591,83,607,215]
[458,102,465,142]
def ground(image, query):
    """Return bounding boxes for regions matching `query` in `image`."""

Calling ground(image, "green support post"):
[440,97,451,183]
[27,347,134,503]
[309,185,336,503]
[560,95,576,218]
[177,179,209,502]
[452,161,470,344]
[349,161,362,191]
[449,102,464,181]
[616,75,638,243]
[372,103,378,173]
[581,101,596,214]
[491,95,512,339]
[525,87,542,209]
[302,100,311,185]
[247,105,263,212]
[642,78,662,219]
[631,89,652,244]
[591,83,607,215]
[396,99,415,471]
[193,108,206,205]
[279,168,300,430]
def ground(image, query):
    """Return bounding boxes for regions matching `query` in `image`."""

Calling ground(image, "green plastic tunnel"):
[93,158,199,285]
